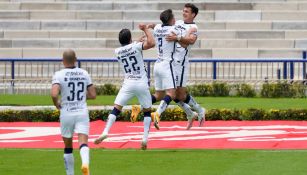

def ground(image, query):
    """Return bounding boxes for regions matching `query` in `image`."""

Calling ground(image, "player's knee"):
[79,143,88,150]
[64,147,73,154]
[143,111,151,117]
[111,107,121,117]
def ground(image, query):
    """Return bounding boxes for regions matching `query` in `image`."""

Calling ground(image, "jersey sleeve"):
[172,25,182,38]
[135,42,143,51]
[52,72,60,85]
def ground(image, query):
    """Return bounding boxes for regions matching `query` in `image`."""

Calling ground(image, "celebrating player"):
[94,24,155,150]
[166,3,205,129]
[148,9,195,130]
[51,49,96,175]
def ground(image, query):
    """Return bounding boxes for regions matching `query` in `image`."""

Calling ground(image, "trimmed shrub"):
[96,84,119,95]
[234,84,256,97]
[212,82,230,97]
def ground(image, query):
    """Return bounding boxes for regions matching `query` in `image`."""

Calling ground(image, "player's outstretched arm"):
[51,84,61,110]
[139,23,155,50]
[166,27,197,45]
[87,84,96,99]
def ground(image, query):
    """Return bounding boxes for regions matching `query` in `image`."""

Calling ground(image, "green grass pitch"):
[1,95,307,109]
[0,149,307,175]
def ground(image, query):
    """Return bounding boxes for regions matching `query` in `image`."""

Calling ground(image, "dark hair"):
[185,3,199,17]
[160,9,174,25]
[118,28,131,45]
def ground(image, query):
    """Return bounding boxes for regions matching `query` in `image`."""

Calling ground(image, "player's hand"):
[166,31,177,41]
[146,23,155,29]
[139,23,146,30]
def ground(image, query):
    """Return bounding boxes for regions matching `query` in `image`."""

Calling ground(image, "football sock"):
[64,148,74,175]
[177,101,193,117]
[185,94,202,113]
[151,95,157,104]
[157,95,172,115]
[143,112,151,142]
[79,144,89,165]
[102,108,120,135]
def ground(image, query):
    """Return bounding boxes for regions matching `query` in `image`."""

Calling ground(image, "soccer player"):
[93,24,155,150]
[51,49,96,175]
[166,3,205,129]
[149,9,194,130]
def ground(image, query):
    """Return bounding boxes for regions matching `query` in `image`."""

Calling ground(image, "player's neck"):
[184,19,194,24]
[65,65,76,69]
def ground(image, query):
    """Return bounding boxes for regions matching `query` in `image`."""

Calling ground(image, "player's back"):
[115,42,148,83]
[52,67,91,115]
[153,24,177,62]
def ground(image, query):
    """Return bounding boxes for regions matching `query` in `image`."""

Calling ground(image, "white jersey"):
[153,24,180,62]
[174,20,198,66]
[52,67,92,115]
[115,42,148,84]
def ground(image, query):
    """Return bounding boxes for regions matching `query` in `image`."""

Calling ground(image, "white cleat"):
[93,134,107,145]
[186,112,198,130]
[198,108,206,127]
[141,141,147,150]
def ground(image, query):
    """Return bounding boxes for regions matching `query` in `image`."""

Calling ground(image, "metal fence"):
[1,54,307,94]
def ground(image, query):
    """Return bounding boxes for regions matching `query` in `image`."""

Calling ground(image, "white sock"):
[80,145,89,165]
[187,95,202,113]
[143,117,151,142]
[102,114,116,136]
[157,100,168,115]
[177,101,193,118]
[64,153,74,175]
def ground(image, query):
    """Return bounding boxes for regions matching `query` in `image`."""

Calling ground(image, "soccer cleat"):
[186,112,198,130]
[93,134,107,145]
[198,108,206,127]
[81,164,89,175]
[151,112,160,130]
[130,105,141,123]
[141,141,147,150]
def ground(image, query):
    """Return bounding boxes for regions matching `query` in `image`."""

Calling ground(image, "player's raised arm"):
[166,27,197,45]
[139,23,155,50]
[51,83,61,110]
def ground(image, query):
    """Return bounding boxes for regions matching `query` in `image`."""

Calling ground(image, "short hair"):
[185,3,199,17]
[160,9,174,25]
[118,29,131,45]
[63,49,76,64]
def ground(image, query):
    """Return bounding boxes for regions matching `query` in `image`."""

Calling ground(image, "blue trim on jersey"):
[181,49,188,66]
[179,66,185,87]
[169,61,176,89]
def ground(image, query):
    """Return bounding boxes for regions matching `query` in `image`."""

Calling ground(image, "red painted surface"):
[1,121,307,149]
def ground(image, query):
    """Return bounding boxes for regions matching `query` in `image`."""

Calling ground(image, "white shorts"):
[115,81,152,109]
[60,112,89,138]
[154,60,176,90]
[174,63,189,87]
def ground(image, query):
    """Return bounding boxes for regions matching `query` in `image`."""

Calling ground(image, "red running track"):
[1,121,307,149]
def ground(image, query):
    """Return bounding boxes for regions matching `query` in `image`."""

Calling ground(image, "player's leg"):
[152,61,177,129]
[75,115,90,175]
[135,84,152,150]
[94,85,133,144]
[63,137,74,175]
[174,87,198,130]
[177,64,205,127]
[60,115,75,175]
[78,134,90,175]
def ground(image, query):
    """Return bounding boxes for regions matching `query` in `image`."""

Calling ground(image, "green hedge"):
[96,82,306,98]
[1,108,307,122]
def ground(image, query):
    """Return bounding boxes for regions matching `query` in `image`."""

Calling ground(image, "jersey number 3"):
[67,82,85,101]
